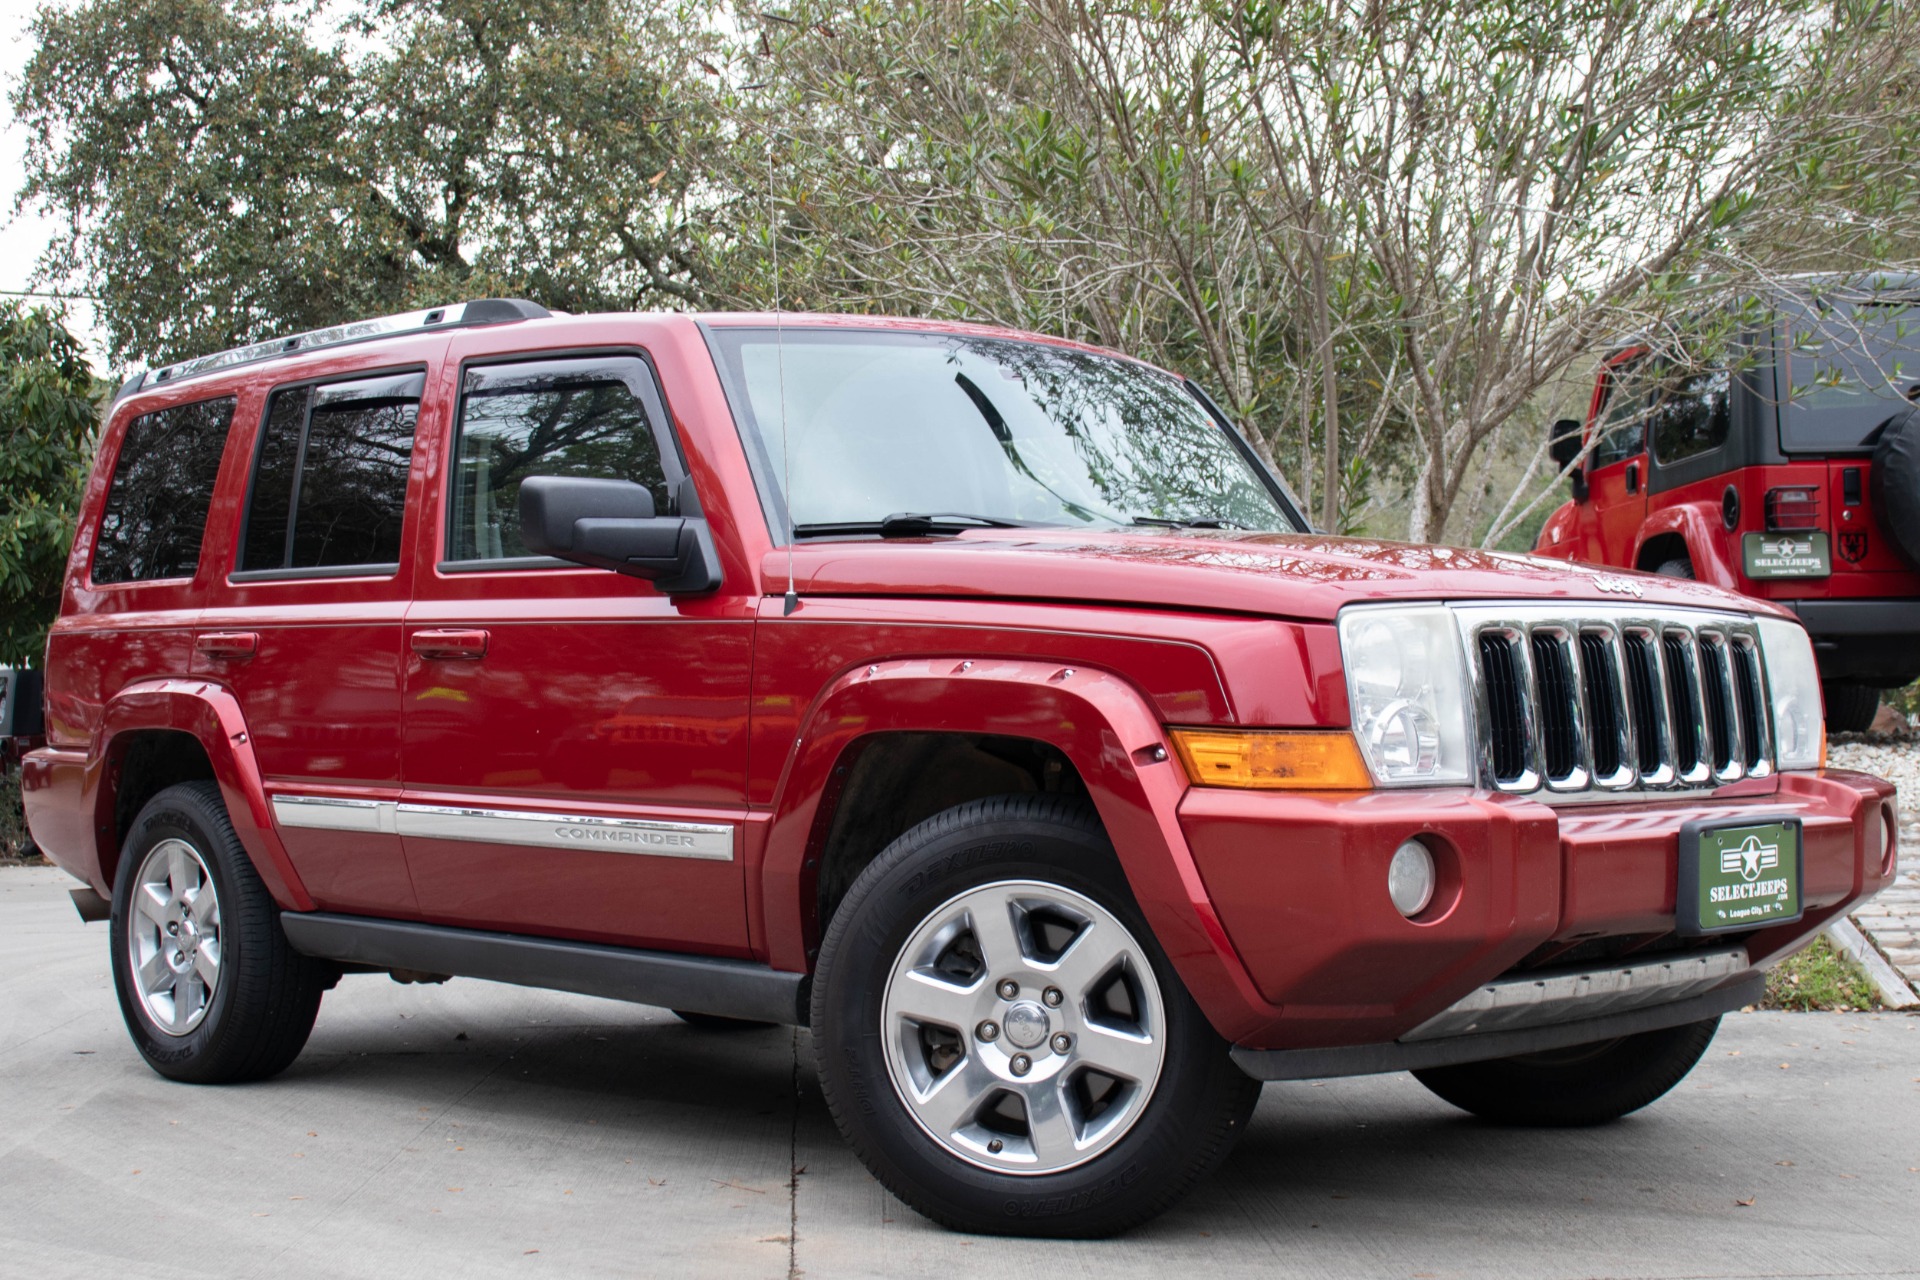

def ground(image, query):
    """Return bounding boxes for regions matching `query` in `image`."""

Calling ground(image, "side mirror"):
[518,476,722,594]
[1548,417,1589,501]
[1548,418,1583,470]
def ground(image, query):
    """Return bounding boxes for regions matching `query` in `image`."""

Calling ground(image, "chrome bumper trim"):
[1401,946,1751,1042]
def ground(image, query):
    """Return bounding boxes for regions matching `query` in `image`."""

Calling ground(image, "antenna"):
[771,134,798,617]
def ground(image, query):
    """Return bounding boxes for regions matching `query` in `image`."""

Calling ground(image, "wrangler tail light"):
[1764,486,1821,531]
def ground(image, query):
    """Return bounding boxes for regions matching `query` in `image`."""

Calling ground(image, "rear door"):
[194,364,429,914]
[397,340,754,953]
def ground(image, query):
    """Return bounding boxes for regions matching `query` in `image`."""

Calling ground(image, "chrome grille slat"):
[1457,605,1772,803]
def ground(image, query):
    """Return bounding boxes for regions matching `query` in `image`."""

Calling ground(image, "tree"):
[734,0,1920,543]
[0,304,99,667]
[13,0,730,367]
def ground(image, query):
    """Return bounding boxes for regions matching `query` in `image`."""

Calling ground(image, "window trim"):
[439,346,687,573]
[232,363,428,583]
[87,393,240,589]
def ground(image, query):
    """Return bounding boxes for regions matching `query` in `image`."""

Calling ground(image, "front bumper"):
[1181,769,1895,1055]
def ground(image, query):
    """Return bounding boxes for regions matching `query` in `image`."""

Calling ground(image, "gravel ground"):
[1825,733,1920,988]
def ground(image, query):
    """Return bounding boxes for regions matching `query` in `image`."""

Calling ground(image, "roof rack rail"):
[114,298,552,402]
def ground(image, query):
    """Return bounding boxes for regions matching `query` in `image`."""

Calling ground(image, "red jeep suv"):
[15,301,1897,1236]
[1534,278,1920,730]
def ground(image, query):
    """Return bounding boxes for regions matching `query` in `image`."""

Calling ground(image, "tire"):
[1823,681,1883,734]
[1653,558,1695,579]
[109,781,329,1083]
[1412,1016,1720,1126]
[672,1009,776,1031]
[811,794,1261,1238]
[1870,405,1920,569]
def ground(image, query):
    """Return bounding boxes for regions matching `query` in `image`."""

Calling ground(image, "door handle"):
[196,632,259,660]
[411,628,489,660]
[1625,462,1640,494]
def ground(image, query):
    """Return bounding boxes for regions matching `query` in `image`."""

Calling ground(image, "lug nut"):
[996,979,1020,1000]
[976,1020,1000,1042]
[1042,986,1063,1007]
[1050,1032,1072,1054]
[1009,1053,1032,1077]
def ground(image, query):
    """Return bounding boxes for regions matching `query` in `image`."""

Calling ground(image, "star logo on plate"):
[1720,834,1780,882]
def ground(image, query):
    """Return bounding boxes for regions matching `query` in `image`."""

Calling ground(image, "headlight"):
[1338,605,1474,786]
[1757,616,1824,769]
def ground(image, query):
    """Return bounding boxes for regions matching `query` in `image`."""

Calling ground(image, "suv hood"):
[764,529,1788,623]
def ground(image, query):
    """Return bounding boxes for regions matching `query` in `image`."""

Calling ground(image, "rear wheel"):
[1653,558,1695,579]
[1412,1017,1720,1126]
[1823,681,1883,734]
[109,782,329,1083]
[811,795,1260,1237]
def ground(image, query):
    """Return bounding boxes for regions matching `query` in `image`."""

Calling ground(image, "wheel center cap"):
[1002,1000,1050,1049]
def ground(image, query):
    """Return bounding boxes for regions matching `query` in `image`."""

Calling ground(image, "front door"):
[1583,355,1651,564]
[398,345,754,954]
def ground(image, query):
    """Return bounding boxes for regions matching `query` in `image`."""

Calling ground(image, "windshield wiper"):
[791,513,1049,540]
[1130,515,1251,530]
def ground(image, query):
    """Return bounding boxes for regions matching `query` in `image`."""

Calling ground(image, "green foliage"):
[1762,935,1884,1011]
[12,0,729,367]
[0,304,99,666]
[0,771,36,861]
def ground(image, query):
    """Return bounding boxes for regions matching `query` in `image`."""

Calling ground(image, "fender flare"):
[88,679,313,911]
[759,656,1284,1043]
[1633,503,1735,587]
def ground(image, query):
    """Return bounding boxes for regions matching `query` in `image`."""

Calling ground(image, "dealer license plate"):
[1678,818,1803,935]
[1742,532,1830,578]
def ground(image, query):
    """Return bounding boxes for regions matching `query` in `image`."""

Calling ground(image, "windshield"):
[1779,296,1920,451]
[707,328,1300,536]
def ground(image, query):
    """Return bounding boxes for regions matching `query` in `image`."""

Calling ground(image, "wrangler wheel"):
[811,795,1260,1237]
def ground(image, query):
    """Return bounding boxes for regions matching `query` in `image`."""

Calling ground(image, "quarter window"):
[449,357,671,563]
[92,397,235,584]
[240,372,421,573]
[1650,369,1732,465]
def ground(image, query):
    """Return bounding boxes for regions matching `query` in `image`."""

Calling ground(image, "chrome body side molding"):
[271,795,735,861]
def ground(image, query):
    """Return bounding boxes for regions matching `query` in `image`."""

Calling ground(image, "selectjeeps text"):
[14,300,1898,1236]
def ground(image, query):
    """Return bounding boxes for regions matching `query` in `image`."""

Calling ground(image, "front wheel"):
[811,795,1260,1237]
[109,782,329,1083]
[1412,1016,1720,1126]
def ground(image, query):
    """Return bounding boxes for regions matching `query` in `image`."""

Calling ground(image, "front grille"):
[1530,632,1579,782]
[1479,633,1528,783]
[1460,604,1772,799]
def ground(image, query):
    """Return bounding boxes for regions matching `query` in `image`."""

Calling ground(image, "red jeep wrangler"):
[1533,281,1920,730]
[16,301,1896,1236]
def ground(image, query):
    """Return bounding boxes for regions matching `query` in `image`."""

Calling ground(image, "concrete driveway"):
[3,865,1916,1280]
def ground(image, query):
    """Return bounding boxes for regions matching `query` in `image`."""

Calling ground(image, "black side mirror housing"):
[1548,417,1589,501]
[518,476,723,594]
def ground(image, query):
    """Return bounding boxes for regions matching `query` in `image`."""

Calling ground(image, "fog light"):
[1388,839,1436,917]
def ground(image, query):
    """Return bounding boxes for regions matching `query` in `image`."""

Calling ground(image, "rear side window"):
[449,356,671,563]
[92,396,236,584]
[1650,369,1731,464]
[240,372,422,573]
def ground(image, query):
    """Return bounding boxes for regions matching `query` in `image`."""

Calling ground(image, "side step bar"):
[281,913,807,1026]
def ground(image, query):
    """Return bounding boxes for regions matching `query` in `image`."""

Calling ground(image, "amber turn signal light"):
[1169,729,1373,790]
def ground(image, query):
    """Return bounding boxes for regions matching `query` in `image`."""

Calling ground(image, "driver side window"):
[1590,361,1650,468]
